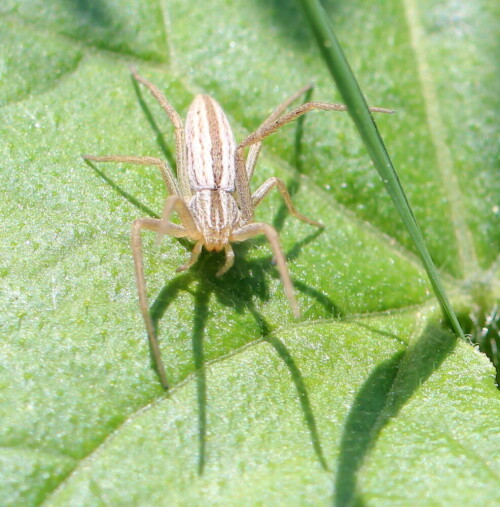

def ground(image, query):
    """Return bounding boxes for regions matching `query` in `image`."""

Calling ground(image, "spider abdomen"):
[185,95,236,192]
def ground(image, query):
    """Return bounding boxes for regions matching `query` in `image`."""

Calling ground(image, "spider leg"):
[246,83,313,181]
[131,69,191,198]
[132,195,199,389]
[132,216,188,388]
[252,177,323,227]
[236,100,392,222]
[239,101,393,151]
[157,195,198,245]
[232,222,300,319]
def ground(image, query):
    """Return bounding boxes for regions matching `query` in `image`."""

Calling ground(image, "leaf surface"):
[0,0,498,505]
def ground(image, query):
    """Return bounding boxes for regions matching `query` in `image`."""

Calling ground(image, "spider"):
[84,69,391,387]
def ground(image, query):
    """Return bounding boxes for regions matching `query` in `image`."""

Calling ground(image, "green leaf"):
[0,0,498,505]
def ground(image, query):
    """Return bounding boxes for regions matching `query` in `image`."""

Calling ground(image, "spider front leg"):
[132,195,198,389]
[231,222,301,319]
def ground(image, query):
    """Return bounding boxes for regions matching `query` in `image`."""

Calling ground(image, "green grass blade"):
[296,0,464,339]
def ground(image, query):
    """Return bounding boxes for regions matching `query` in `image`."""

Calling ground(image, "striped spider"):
[84,70,391,387]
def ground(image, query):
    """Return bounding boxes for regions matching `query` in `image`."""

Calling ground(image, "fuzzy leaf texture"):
[0,0,498,506]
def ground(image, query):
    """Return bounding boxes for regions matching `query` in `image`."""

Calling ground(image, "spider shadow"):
[333,321,457,506]
[63,0,113,28]
[254,0,343,50]
[84,160,159,219]
[88,173,335,473]
[149,240,335,474]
